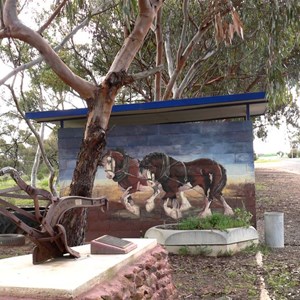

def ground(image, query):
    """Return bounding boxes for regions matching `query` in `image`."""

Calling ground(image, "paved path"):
[255,158,300,174]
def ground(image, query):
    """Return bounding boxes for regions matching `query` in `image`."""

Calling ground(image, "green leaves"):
[65,0,88,25]
[122,0,138,34]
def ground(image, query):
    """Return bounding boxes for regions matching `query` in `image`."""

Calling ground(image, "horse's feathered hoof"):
[145,200,155,212]
[121,194,140,216]
[163,199,182,219]
[125,203,140,217]
[152,184,161,195]
[199,208,212,218]
[224,207,234,216]
[180,201,192,212]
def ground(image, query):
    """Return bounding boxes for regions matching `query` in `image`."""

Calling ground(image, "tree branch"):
[0,16,91,86]
[176,0,188,62]
[2,0,96,99]
[163,25,209,100]
[87,0,164,132]
[164,27,177,95]
[108,0,164,74]
[6,82,58,195]
[130,64,164,82]
[162,5,225,101]
[154,7,163,100]
[37,0,68,34]
[175,49,217,98]
[0,1,120,89]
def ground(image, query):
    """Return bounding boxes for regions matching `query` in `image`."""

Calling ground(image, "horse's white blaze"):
[103,156,116,179]
[142,170,155,186]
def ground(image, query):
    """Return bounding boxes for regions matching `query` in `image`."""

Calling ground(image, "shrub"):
[177,209,252,231]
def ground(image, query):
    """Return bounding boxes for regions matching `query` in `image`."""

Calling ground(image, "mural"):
[58,121,256,238]
[102,150,233,220]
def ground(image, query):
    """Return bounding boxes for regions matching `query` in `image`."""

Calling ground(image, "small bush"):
[177,209,252,231]
[178,246,190,255]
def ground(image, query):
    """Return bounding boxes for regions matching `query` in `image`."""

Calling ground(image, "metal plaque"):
[95,235,132,249]
[91,235,137,254]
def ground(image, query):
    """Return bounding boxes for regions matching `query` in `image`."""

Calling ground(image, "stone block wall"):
[77,245,178,300]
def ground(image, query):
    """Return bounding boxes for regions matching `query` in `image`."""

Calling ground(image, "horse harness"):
[159,154,188,184]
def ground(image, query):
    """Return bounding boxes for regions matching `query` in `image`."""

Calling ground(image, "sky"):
[254,89,300,155]
[253,125,291,154]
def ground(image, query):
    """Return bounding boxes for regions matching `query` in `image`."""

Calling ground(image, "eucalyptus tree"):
[0,0,299,245]
[73,1,299,104]
[0,119,33,171]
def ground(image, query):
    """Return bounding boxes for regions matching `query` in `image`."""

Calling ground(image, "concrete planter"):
[145,224,259,256]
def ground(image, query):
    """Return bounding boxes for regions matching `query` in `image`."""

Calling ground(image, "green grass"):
[177,209,252,231]
[178,246,190,255]
[265,267,299,298]
[178,245,213,256]
[241,242,271,255]
[255,182,267,191]
[0,177,51,190]
[0,177,51,208]
[0,177,19,190]
[255,155,284,163]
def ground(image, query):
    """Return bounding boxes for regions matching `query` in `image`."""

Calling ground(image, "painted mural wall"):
[58,120,256,240]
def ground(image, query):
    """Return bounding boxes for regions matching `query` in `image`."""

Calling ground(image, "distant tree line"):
[0,126,58,180]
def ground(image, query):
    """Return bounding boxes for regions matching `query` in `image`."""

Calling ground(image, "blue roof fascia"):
[112,91,266,113]
[25,91,266,121]
[26,107,87,121]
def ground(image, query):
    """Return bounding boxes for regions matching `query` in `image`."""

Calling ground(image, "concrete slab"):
[0,238,157,299]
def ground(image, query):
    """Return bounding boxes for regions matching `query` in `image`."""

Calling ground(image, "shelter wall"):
[58,120,255,240]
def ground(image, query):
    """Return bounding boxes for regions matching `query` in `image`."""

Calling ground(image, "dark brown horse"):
[139,152,233,217]
[101,150,160,216]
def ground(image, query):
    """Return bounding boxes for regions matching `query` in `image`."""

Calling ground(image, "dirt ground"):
[1,168,300,299]
[169,168,300,299]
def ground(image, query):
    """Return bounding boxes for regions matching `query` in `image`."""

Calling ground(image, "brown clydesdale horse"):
[139,152,234,218]
[101,150,160,216]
